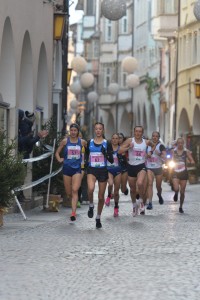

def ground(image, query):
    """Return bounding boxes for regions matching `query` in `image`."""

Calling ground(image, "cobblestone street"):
[1,182,200,300]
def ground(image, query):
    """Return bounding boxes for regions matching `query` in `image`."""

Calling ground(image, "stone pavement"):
[0,181,200,300]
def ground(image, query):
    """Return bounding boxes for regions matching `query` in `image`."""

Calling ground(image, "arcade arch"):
[193,105,200,135]
[119,110,131,137]
[36,43,48,121]
[0,17,16,106]
[19,31,33,111]
[178,108,190,136]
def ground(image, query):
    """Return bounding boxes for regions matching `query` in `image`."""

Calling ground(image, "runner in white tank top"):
[118,126,155,216]
[146,131,166,210]
[171,137,195,213]
[128,137,147,166]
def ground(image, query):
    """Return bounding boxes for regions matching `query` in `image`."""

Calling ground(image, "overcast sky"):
[69,0,83,25]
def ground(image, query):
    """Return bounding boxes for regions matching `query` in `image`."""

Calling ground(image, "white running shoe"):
[133,204,138,217]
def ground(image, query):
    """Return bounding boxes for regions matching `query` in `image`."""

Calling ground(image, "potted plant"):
[0,131,26,227]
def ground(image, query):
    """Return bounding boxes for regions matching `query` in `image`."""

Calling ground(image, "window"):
[121,16,128,34]
[193,32,198,65]
[105,20,112,42]
[0,105,8,132]
[104,66,111,88]
[93,40,99,58]
[158,0,178,14]
[86,0,94,16]
[182,35,187,69]
[121,72,127,88]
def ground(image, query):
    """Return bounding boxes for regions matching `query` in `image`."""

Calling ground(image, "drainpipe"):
[130,0,135,136]
[62,0,70,134]
[174,0,181,139]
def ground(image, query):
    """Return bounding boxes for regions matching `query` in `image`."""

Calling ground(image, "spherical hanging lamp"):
[71,56,87,74]
[126,74,140,88]
[87,91,98,103]
[80,72,94,88]
[101,0,126,21]
[194,0,200,20]
[69,81,82,95]
[122,56,138,74]
[70,99,79,110]
[108,83,119,95]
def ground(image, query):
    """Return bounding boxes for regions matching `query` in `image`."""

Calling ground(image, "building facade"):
[73,0,200,147]
[0,0,55,139]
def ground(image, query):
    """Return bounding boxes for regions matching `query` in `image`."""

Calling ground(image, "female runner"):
[55,123,86,221]
[105,133,123,217]
[118,133,129,195]
[171,137,195,213]
[85,122,113,228]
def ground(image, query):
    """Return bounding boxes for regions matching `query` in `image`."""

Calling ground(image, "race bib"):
[107,154,119,167]
[90,152,105,167]
[67,146,81,159]
[174,162,186,173]
[133,149,145,160]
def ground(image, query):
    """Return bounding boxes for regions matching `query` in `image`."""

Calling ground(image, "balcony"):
[151,14,178,38]
[152,0,179,38]
[82,16,95,40]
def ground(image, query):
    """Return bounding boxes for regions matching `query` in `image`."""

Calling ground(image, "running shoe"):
[96,219,102,229]
[88,206,94,218]
[136,194,140,200]
[140,202,145,215]
[173,193,178,202]
[179,207,184,213]
[70,212,76,221]
[146,202,153,210]
[157,194,164,205]
[124,188,129,195]
[105,196,111,206]
[77,201,81,208]
[133,205,138,217]
[114,207,119,217]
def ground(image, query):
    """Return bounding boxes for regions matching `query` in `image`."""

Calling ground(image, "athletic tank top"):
[128,138,146,166]
[146,142,163,169]
[88,139,107,168]
[107,146,121,171]
[173,149,187,173]
[63,137,82,168]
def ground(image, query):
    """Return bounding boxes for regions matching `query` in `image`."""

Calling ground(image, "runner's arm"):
[102,142,114,164]
[55,139,66,163]
[118,138,132,154]
[186,150,195,164]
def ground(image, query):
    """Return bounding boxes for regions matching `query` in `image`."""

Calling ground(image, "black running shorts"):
[172,170,188,180]
[147,167,163,176]
[127,163,147,178]
[87,166,108,182]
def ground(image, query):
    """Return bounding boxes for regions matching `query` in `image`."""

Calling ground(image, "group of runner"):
[55,122,195,229]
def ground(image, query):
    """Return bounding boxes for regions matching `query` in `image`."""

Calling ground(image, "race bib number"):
[107,154,119,167]
[133,149,145,160]
[67,146,81,159]
[174,162,186,173]
[90,152,105,167]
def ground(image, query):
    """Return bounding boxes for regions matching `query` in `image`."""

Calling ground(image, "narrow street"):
[1,182,200,300]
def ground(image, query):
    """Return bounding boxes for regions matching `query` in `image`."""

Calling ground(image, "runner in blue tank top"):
[55,123,87,221]
[85,122,113,229]
[105,133,123,217]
